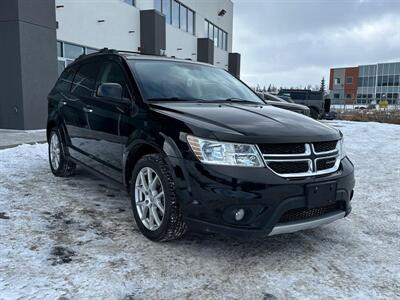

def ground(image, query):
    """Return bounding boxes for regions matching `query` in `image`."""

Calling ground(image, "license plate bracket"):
[306,181,337,208]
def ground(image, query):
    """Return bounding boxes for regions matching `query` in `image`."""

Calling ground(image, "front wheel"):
[130,154,187,242]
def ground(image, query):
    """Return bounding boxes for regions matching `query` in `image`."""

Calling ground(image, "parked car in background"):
[257,92,310,116]
[278,89,325,119]
[277,94,294,103]
[47,49,354,242]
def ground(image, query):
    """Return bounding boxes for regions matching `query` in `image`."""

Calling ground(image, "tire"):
[130,154,187,242]
[48,127,76,177]
[310,107,319,119]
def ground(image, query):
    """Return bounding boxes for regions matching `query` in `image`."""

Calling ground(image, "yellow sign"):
[379,99,389,109]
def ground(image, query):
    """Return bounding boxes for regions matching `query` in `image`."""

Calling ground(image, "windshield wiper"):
[211,98,262,104]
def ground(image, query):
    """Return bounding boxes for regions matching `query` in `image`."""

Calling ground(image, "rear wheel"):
[48,128,76,177]
[130,154,187,242]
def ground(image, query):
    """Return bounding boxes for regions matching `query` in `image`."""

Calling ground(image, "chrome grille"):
[313,141,338,153]
[258,141,340,178]
[258,143,306,155]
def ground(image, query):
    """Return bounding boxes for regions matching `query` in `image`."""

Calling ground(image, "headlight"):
[337,138,346,160]
[187,135,264,167]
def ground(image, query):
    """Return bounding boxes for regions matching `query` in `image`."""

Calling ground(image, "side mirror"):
[97,83,123,100]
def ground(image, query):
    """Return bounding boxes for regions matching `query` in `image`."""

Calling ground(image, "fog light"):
[234,208,245,221]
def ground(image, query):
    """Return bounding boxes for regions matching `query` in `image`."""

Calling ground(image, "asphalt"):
[0,129,47,150]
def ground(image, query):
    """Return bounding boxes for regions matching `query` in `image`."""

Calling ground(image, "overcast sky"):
[232,0,400,89]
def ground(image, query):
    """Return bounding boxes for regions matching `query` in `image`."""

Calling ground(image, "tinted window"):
[71,63,100,97]
[55,67,76,92]
[129,60,263,103]
[98,62,130,99]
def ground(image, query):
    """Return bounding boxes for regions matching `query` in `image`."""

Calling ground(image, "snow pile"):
[0,121,399,299]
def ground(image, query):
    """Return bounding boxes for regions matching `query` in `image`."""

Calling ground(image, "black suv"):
[47,49,355,242]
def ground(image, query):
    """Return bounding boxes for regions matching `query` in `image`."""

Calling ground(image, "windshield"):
[129,60,263,103]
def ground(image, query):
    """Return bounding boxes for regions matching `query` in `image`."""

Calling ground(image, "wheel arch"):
[123,133,190,195]
[123,141,163,191]
[46,117,69,144]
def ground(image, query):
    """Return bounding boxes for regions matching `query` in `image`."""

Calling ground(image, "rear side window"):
[54,67,76,92]
[71,62,100,97]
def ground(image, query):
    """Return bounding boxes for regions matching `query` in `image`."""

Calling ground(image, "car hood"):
[150,102,340,143]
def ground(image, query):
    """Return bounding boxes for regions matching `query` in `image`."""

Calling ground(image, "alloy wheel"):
[49,132,61,170]
[134,167,166,231]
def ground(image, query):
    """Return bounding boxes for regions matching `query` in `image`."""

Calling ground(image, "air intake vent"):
[279,204,339,223]
[268,161,310,174]
[258,143,306,155]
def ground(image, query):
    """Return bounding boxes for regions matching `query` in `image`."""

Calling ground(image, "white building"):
[0,0,240,130]
[56,0,239,76]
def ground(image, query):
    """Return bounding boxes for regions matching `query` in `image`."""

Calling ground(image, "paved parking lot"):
[0,121,399,299]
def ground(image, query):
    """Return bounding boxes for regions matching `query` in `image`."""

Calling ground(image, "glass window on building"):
[58,60,65,76]
[86,48,97,54]
[334,93,340,99]
[180,4,187,31]
[155,0,161,11]
[213,26,218,46]
[388,75,394,86]
[64,43,84,59]
[395,63,400,75]
[345,76,353,84]
[334,78,340,84]
[376,93,381,99]
[395,74,400,86]
[171,0,180,27]
[57,41,63,57]
[346,94,352,99]
[205,20,228,51]
[188,9,194,34]
[368,77,375,87]
[377,75,382,86]
[382,75,388,86]
[208,23,213,40]
[162,0,171,23]
[122,0,135,5]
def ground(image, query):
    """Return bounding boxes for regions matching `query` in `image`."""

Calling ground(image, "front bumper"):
[170,156,355,238]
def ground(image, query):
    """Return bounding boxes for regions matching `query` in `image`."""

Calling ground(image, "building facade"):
[329,62,400,105]
[56,0,236,75]
[0,0,238,129]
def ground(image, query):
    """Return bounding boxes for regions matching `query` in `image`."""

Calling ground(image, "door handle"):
[83,106,93,113]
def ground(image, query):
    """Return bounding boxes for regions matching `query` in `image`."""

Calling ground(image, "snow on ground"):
[0,121,399,299]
